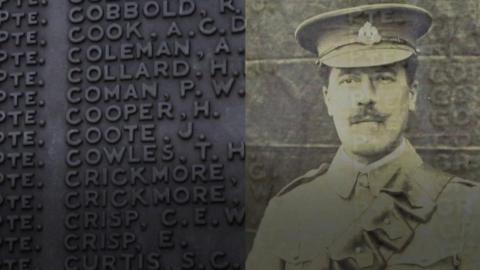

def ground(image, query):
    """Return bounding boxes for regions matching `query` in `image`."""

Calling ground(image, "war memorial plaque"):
[0,0,245,269]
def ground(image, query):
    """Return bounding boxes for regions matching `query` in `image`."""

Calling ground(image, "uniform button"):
[293,255,299,261]
[355,246,364,254]
[357,173,369,188]
[383,218,391,225]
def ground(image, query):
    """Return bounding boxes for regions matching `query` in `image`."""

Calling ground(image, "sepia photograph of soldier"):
[247,3,480,270]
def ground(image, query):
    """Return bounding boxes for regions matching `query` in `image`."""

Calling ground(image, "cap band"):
[318,36,415,60]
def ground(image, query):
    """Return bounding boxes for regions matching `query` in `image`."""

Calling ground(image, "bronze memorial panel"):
[0,0,245,269]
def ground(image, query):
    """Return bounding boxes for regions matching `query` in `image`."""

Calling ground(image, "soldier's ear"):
[323,86,333,116]
[408,80,418,112]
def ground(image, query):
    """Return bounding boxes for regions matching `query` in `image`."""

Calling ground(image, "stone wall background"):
[246,0,480,252]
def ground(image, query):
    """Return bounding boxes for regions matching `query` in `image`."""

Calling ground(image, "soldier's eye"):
[374,74,395,83]
[339,76,359,85]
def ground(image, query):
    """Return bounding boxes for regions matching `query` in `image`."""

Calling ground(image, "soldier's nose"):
[356,76,377,106]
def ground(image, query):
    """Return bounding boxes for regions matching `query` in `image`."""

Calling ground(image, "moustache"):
[349,108,390,125]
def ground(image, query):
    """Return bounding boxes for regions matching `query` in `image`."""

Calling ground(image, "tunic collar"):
[326,138,423,199]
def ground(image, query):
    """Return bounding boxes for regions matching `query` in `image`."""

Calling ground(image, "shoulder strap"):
[275,163,329,197]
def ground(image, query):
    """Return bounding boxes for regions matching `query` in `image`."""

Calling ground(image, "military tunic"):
[246,140,480,269]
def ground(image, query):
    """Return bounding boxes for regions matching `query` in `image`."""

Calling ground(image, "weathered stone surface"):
[246,59,333,145]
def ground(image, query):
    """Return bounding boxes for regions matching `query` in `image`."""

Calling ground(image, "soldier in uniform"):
[247,4,480,270]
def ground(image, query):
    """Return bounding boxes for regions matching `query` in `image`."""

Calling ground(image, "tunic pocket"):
[275,250,329,270]
[285,261,306,270]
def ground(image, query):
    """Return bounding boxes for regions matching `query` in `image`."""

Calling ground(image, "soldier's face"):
[323,62,417,159]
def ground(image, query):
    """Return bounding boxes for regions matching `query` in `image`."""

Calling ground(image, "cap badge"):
[357,21,382,45]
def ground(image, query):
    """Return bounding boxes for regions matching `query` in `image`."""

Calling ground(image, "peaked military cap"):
[295,4,432,68]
